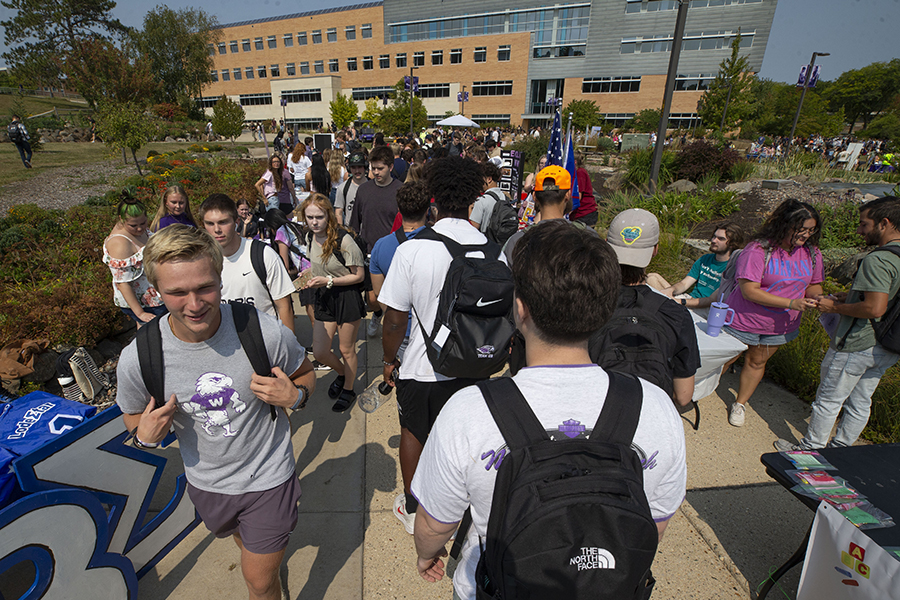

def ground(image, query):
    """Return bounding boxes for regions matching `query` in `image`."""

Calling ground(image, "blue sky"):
[1,0,898,83]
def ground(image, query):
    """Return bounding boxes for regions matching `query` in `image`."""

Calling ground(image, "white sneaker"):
[729,402,746,427]
[393,493,416,535]
[367,314,382,337]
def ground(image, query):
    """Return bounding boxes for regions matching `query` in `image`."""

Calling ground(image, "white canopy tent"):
[435,114,480,128]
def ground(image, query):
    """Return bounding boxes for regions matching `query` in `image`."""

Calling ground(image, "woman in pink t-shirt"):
[724,200,824,427]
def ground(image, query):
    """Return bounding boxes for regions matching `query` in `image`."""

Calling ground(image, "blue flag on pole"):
[564,128,580,212]
[546,110,563,166]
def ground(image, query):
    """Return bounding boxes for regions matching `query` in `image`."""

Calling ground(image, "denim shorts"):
[120,304,168,324]
[723,325,799,347]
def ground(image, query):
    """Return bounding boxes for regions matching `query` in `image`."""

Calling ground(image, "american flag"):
[546,108,563,166]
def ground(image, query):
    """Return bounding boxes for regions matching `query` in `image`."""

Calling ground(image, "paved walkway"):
[137,312,818,600]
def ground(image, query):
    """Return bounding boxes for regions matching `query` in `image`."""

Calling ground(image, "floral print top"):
[102,234,164,309]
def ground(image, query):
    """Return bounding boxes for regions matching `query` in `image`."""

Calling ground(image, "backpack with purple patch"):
[411,228,515,379]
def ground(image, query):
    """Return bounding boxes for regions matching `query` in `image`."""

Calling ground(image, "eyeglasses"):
[795,226,818,235]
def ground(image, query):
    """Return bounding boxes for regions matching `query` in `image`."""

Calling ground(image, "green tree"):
[329,93,359,129]
[753,82,844,138]
[137,6,221,108]
[211,96,245,144]
[0,0,127,85]
[361,97,383,124]
[96,101,157,176]
[631,108,661,133]
[825,60,900,131]
[377,80,426,134]
[561,99,601,131]
[699,32,756,131]
[65,38,158,106]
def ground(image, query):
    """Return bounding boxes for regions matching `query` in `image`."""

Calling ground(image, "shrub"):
[596,137,616,153]
[729,159,755,181]
[814,201,862,251]
[674,140,741,182]
[624,148,676,190]
[507,133,551,173]
[153,103,188,121]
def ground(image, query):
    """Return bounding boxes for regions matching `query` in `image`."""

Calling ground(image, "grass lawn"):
[0,93,89,119]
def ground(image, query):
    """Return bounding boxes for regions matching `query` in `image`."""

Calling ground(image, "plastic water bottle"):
[358,373,396,413]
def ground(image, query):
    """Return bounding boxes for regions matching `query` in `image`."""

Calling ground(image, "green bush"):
[728,160,755,181]
[624,148,676,190]
[675,140,742,182]
[507,133,551,173]
[596,137,616,153]
[814,201,862,251]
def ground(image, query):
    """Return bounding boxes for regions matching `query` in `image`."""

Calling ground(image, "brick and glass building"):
[202,0,778,129]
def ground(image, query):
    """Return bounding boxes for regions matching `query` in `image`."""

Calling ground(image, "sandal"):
[328,375,346,399]
[332,389,356,413]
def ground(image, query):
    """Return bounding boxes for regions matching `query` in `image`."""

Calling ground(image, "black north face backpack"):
[474,374,658,600]
[484,190,519,246]
[412,227,515,379]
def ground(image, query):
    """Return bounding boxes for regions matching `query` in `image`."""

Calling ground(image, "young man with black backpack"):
[470,161,517,246]
[379,156,513,536]
[412,220,686,600]
[7,115,33,169]
[776,196,900,452]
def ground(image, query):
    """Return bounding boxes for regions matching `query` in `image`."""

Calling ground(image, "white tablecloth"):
[690,309,747,400]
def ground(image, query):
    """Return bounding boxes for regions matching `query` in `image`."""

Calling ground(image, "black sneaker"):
[311,360,330,371]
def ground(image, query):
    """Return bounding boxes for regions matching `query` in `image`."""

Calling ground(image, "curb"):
[679,499,753,598]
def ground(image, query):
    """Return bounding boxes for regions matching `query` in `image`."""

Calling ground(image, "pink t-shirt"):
[726,240,824,335]
[261,169,293,207]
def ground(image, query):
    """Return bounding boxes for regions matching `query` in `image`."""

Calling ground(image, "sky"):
[1,0,899,83]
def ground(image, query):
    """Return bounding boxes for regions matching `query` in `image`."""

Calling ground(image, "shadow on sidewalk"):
[285,443,395,600]
[687,483,813,599]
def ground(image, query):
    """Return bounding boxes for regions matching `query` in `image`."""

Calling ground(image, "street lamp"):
[788,52,829,145]
[409,65,419,136]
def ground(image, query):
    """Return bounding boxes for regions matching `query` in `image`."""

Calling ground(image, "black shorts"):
[314,284,365,324]
[297,287,317,306]
[396,377,480,445]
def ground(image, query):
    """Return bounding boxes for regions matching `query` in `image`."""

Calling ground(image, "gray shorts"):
[723,325,799,347]
[187,475,301,555]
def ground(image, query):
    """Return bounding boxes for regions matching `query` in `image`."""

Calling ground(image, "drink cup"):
[706,302,735,337]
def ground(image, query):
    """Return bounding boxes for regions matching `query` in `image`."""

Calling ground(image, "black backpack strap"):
[136,314,167,409]
[477,378,550,449]
[230,302,277,421]
[593,372,643,446]
[414,226,500,261]
[342,178,353,203]
[395,227,408,245]
[250,239,277,309]
[449,508,473,561]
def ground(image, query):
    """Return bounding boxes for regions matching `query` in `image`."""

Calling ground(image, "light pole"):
[409,65,419,136]
[788,52,829,145]
[459,85,467,116]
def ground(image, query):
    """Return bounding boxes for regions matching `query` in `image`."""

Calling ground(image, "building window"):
[301,61,310,75]
[239,93,273,106]
[396,53,407,68]
[210,70,218,82]
[327,28,337,42]
[352,86,395,100]
[471,114,511,124]
[347,57,357,71]
[329,58,339,72]
[286,63,296,76]
[390,6,591,43]
[498,45,510,61]
[217,42,226,55]
[242,39,251,52]
[379,54,390,69]
[282,89,323,103]
[450,48,462,64]
[363,56,373,70]
[222,70,230,81]
[312,30,322,44]
[196,97,219,109]
[233,68,242,80]
[207,44,215,56]
[345,25,356,40]
[413,51,424,67]
[270,64,280,77]
[474,47,486,62]
[361,23,372,38]
[314,60,323,74]
[267,35,276,49]
[258,65,267,78]
[254,37,263,50]
[431,50,443,65]
[283,34,293,47]
[298,32,307,45]
[472,80,513,96]
[418,83,450,98]
[286,118,324,129]
[582,76,642,93]
[230,40,239,53]
[245,67,254,79]
[623,30,754,54]
[674,73,716,91]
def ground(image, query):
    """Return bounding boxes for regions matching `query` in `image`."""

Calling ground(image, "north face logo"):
[570,547,616,571]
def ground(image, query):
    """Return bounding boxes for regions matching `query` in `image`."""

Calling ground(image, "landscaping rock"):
[862,193,878,202]
[165,136,176,142]
[668,179,697,193]
[761,179,793,190]
[95,338,124,361]
[725,181,752,194]
[792,174,809,183]
[24,350,59,384]
[604,171,626,192]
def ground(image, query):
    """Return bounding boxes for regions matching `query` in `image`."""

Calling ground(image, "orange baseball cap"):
[534,165,571,191]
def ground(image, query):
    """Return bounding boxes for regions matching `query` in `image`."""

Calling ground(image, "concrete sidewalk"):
[137,314,818,600]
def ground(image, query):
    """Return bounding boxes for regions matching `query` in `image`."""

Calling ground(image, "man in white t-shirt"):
[469,161,506,233]
[199,194,296,333]
[335,151,368,227]
[410,220,687,600]
[379,156,504,535]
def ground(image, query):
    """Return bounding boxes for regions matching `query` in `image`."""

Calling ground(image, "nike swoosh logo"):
[476,298,502,307]
[243,271,253,276]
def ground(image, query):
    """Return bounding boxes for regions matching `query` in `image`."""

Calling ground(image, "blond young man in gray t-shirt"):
[116,225,315,600]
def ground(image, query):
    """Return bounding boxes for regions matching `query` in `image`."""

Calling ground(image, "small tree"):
[699,32,756,132]
[361,97,383,124]
[329,93,359,129]
[562,99,601,131]
[631,108,661,133]
[96,101,156,176]
[211,96,245,144]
